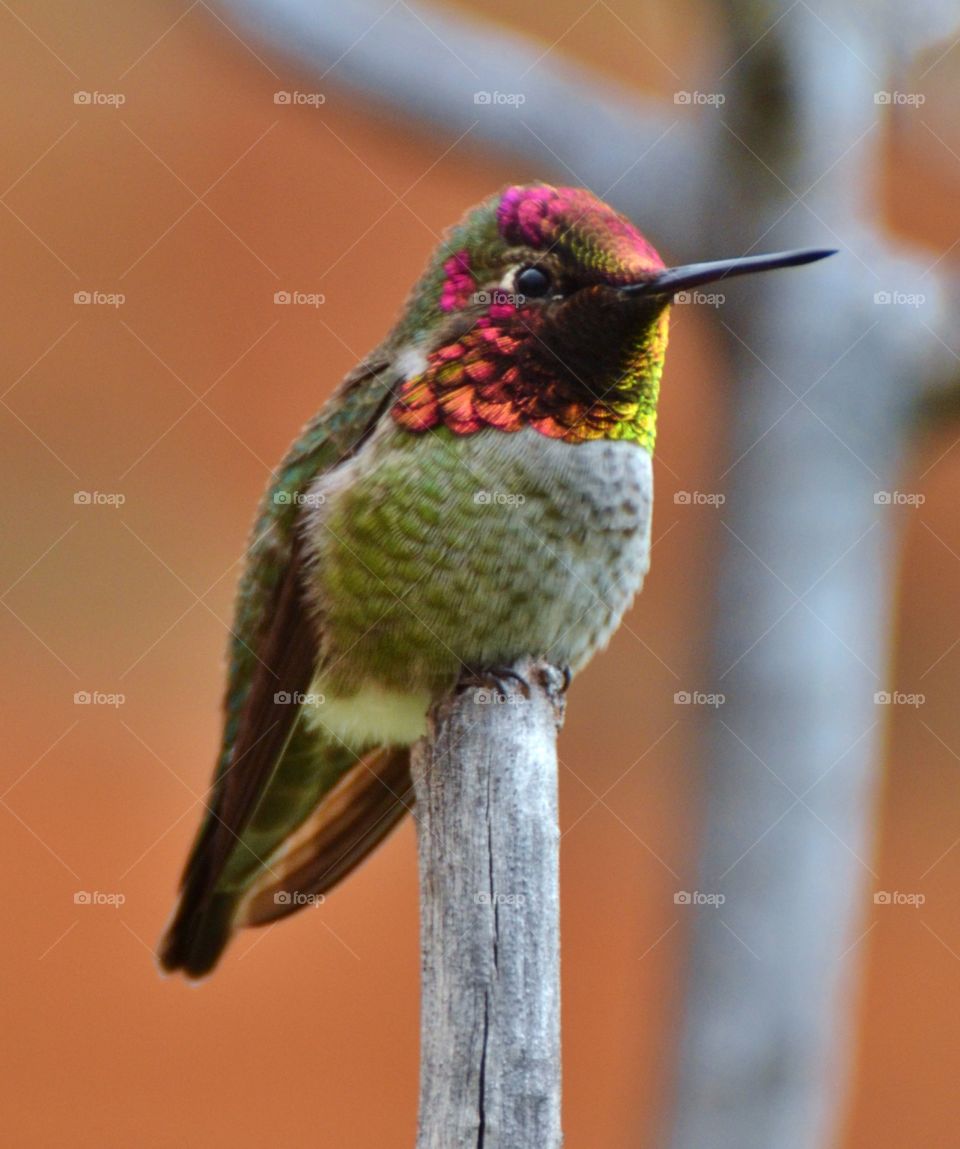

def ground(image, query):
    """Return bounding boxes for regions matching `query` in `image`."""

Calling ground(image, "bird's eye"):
[515,266,552,298]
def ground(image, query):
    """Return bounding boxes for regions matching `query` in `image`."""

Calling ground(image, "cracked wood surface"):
[411,662,566,1149]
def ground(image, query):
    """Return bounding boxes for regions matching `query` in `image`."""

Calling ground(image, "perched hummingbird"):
[160,183,833,977]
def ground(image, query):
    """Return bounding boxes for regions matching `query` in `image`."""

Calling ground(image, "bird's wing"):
[237,743,414,927]
[160,357,400,974]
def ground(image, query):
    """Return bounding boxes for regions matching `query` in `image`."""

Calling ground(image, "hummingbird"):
[160,183,833,977]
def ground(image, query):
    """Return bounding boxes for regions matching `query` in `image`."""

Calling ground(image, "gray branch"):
[667,4,957,1148]
[411,662,566,1149]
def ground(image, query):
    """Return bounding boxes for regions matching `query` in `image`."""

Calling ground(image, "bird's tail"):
[159,745,413,979]
[159,890,239,980]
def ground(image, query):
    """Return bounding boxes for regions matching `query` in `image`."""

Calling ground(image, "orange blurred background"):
[2,3,960,1145]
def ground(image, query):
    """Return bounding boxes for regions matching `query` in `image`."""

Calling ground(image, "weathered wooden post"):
[411,660,566,1149]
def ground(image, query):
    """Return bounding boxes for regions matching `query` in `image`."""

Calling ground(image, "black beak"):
[619,247,837,299]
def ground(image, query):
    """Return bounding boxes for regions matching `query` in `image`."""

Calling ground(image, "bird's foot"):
[531,662,572,702]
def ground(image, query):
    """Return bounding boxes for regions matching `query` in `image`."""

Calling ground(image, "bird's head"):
[390,183,833,451]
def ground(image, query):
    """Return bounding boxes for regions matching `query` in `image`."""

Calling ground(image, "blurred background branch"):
[223,0,706,246]
[668,3,959,1147]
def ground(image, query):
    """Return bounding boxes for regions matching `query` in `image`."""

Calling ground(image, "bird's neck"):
[390,315,666,450]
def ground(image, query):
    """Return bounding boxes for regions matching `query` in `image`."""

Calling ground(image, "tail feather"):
[159,747,413,977]
[159,890,239,979]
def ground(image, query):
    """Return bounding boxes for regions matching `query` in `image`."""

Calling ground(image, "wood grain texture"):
[412,661,566,1149]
